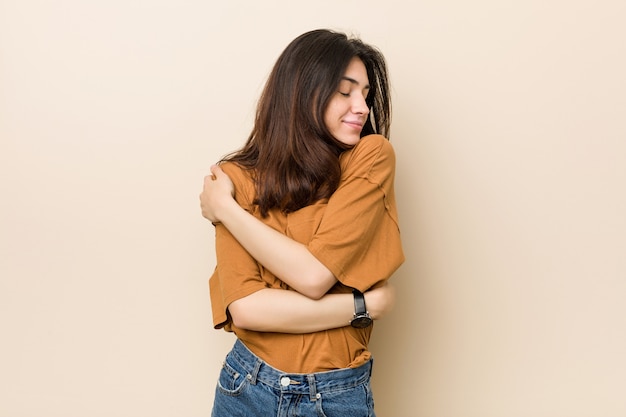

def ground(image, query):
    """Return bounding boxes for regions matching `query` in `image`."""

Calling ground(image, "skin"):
[323,57,371,146]
[228,287,393,333]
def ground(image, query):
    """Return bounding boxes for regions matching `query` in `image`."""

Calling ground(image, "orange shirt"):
[209,134,405,373]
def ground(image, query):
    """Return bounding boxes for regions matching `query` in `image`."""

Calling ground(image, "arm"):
[201,165,336,299]
[229,283,395,334]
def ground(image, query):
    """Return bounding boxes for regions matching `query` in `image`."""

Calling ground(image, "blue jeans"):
[211,339,376,417]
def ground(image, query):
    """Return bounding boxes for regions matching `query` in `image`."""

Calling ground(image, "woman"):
[201,29,404,416]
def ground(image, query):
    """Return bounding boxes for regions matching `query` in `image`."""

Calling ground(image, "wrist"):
[350,289,373,328]
[213,194,240,224]
[363,291,378,319]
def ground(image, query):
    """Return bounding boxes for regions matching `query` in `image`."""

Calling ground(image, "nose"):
[352,94,370,116]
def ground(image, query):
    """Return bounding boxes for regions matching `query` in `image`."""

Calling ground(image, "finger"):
[210,164,225,179]
[202,175,214,188]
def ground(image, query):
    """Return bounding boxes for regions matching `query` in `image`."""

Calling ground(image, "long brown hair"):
[223,29,391,216]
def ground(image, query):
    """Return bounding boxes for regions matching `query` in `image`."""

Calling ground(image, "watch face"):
[351,315,373,329]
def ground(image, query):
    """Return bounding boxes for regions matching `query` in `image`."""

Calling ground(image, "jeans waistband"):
[229,339,373,401]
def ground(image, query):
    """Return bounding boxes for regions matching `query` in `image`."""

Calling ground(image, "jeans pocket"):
[216,356,250,396]
[315,382,374,417]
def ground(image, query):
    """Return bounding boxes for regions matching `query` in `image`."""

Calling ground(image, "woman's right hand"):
[200,164,236,223]
[364,282,396,320]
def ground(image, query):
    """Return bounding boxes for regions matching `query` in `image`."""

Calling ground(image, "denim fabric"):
[211,340,376,417]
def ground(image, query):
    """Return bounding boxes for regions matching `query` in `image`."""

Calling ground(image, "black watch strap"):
[350,289,372,328]
[353,289,367,314]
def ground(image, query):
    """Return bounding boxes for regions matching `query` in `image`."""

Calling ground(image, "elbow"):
[298,276,335,300]
[300,285,327,300]
[228,299,256,330]
[311,269,338,299]
[298,290,323,300]
[289,255,336,299]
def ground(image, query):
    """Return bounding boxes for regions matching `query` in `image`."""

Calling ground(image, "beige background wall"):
[1,1,624,416]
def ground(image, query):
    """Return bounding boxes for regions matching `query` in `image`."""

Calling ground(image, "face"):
[324,57,370,146]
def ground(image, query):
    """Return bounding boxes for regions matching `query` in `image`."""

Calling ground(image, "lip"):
[343,120,363,130]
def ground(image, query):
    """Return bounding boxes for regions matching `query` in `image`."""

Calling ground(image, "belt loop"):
[248,359,262,385]
[307,374,318,401]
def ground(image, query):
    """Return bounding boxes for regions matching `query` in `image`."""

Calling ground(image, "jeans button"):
[280,377,290,387]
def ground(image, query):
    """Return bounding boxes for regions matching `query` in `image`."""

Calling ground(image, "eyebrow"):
[342,76,370,89]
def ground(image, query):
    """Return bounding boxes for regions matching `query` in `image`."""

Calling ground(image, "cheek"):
[324,101,343,123]
[323,104,337,127]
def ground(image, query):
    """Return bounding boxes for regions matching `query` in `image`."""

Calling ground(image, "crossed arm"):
[228,286,392,334]
[201,165,336,299]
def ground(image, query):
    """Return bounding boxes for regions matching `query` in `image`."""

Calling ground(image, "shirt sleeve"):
[307,135,405,292]
[209,224,267,329]
[208,163,267,330]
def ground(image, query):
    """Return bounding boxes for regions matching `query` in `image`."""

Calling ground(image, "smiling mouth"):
[343,120,363,129]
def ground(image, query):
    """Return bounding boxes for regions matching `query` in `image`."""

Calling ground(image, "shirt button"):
[280,377,290,387]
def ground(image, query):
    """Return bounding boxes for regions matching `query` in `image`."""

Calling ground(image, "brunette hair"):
[223,29,391,216]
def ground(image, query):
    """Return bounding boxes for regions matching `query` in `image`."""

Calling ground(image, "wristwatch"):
[350,289,373,328]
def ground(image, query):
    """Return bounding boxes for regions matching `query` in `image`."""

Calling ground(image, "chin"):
[337,135,362,146]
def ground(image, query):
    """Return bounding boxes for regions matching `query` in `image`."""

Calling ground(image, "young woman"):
[201,29,404,417]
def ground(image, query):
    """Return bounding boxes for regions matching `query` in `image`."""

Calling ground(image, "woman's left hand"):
[200,165,235,223]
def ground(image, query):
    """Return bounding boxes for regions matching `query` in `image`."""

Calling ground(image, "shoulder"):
[219,161,256,209]
[220,161,247,178]
[339,135,396,178]
[357,133,393,151]
[358,134,393,150]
